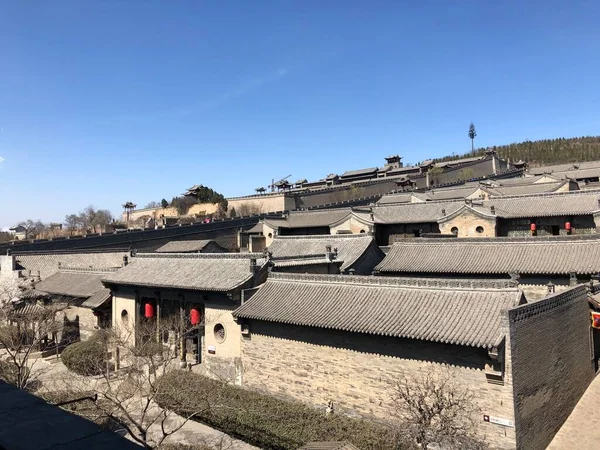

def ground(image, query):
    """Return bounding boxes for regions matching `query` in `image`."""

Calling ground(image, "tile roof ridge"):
[58,266,120,273]
[274,234,369,240]
[390,235,600,245]
[10,248,132,256]
[371,198,464,208]
[267,272,520,290]
[491,188,600,201]
[135,252,264,260]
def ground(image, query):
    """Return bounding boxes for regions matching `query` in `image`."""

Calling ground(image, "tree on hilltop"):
[468,122,477,152]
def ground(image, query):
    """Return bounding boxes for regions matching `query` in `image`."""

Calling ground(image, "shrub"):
[155,370,407,450]
[61,336,108,376]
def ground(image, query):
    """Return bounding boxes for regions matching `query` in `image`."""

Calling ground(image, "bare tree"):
[235,203,262,216]
[64,214,83,235]
[16,219,47,240]
[391,369,486,449]
[0,276,65,390]
[53,317,214,449]
[78,206,114,233]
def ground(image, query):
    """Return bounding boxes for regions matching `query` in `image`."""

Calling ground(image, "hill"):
[431,136,600,167]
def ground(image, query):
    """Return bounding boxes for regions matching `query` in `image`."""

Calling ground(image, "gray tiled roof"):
[234,273,522,349]
[340,167,378,178]
[370,190,600,224]
[81,288,111,309]
[264,209,351,229]
[370,201,465,224]
[103,253,266,292]
[529,161,600,176]
[438,156,484,167]
[375,236,600,275]
[488,175,547,186]
[273,257,344,268]
[34,269,116,298]
[376,192,414,204]
[13,249,130,280]
[485,190,600,218]
[155,240,227,253]
[268,234,380,271]
[483,181,569,197]
[418,186,481,201]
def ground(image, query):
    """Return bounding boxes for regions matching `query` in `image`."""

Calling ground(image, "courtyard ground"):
[547,372,600,449]
[33,356,258,450]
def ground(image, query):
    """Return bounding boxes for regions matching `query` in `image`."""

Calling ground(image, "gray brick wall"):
[241,321,516,449]
[508,285,595,450]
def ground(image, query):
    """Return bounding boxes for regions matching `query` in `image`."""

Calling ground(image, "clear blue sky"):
[1,1,599,229]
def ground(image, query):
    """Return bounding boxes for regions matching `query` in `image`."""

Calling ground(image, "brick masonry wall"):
[0,217,261,253]
[240,321,517,449]
[499,216,596,237]
[439,209,497,238]
[508,285,595,450]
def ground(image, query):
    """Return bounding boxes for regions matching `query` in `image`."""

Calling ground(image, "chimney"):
[123,255,129,267]
[325,245,333,261]
[348,268,356,276]
[490,205,496,214]
[441,208,446,216]
[249,257,257,273]
[546,281,555,294]
[569,272,578,287]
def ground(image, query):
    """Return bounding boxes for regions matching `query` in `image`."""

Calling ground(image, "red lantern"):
[592,312,600,329]
[530,223,536,232]
[565,222,571,231]
[144,302,155,319]
[190,307,202,325]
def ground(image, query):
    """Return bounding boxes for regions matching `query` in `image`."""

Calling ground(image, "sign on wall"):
[483,415,514,428]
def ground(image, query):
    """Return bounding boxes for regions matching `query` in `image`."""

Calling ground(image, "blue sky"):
[1,1,600,229]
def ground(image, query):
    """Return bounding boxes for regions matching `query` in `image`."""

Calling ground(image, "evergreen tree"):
[468,122,477,152]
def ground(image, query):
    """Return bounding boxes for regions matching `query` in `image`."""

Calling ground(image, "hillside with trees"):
[432,136,600,167]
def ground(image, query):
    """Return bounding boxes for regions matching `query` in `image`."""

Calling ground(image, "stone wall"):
[240,321,516,449]
[111,286,243,382]
[330,216,374,235]
[0,217,261,253]
[375,223,439,245]
[508,285,595,450]
[297,181,396,209]
[439,209,497,238]
[228,194,295,215]
[499,215,596,237]
[121,203,219,222]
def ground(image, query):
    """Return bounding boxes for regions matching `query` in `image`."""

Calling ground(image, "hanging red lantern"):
[190,307,202,325]
[592,311,600,329]
[144,302,155,319]
[565,222,571,231]
[530,223,536,232]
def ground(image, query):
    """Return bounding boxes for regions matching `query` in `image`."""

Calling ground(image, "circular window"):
[451,227,459,235]
[268,233,273,238]
[214,323,226,343]
[476,226,484,234]
[121,310,128,323]
[359,229,366,233]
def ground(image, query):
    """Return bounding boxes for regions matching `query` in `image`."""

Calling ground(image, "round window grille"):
[451,227,459,235]
[214,323,226,343]
[476,226,484,234]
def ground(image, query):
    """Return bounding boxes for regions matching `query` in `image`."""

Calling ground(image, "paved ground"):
[34,357,257,450]
[547,373,600,449]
